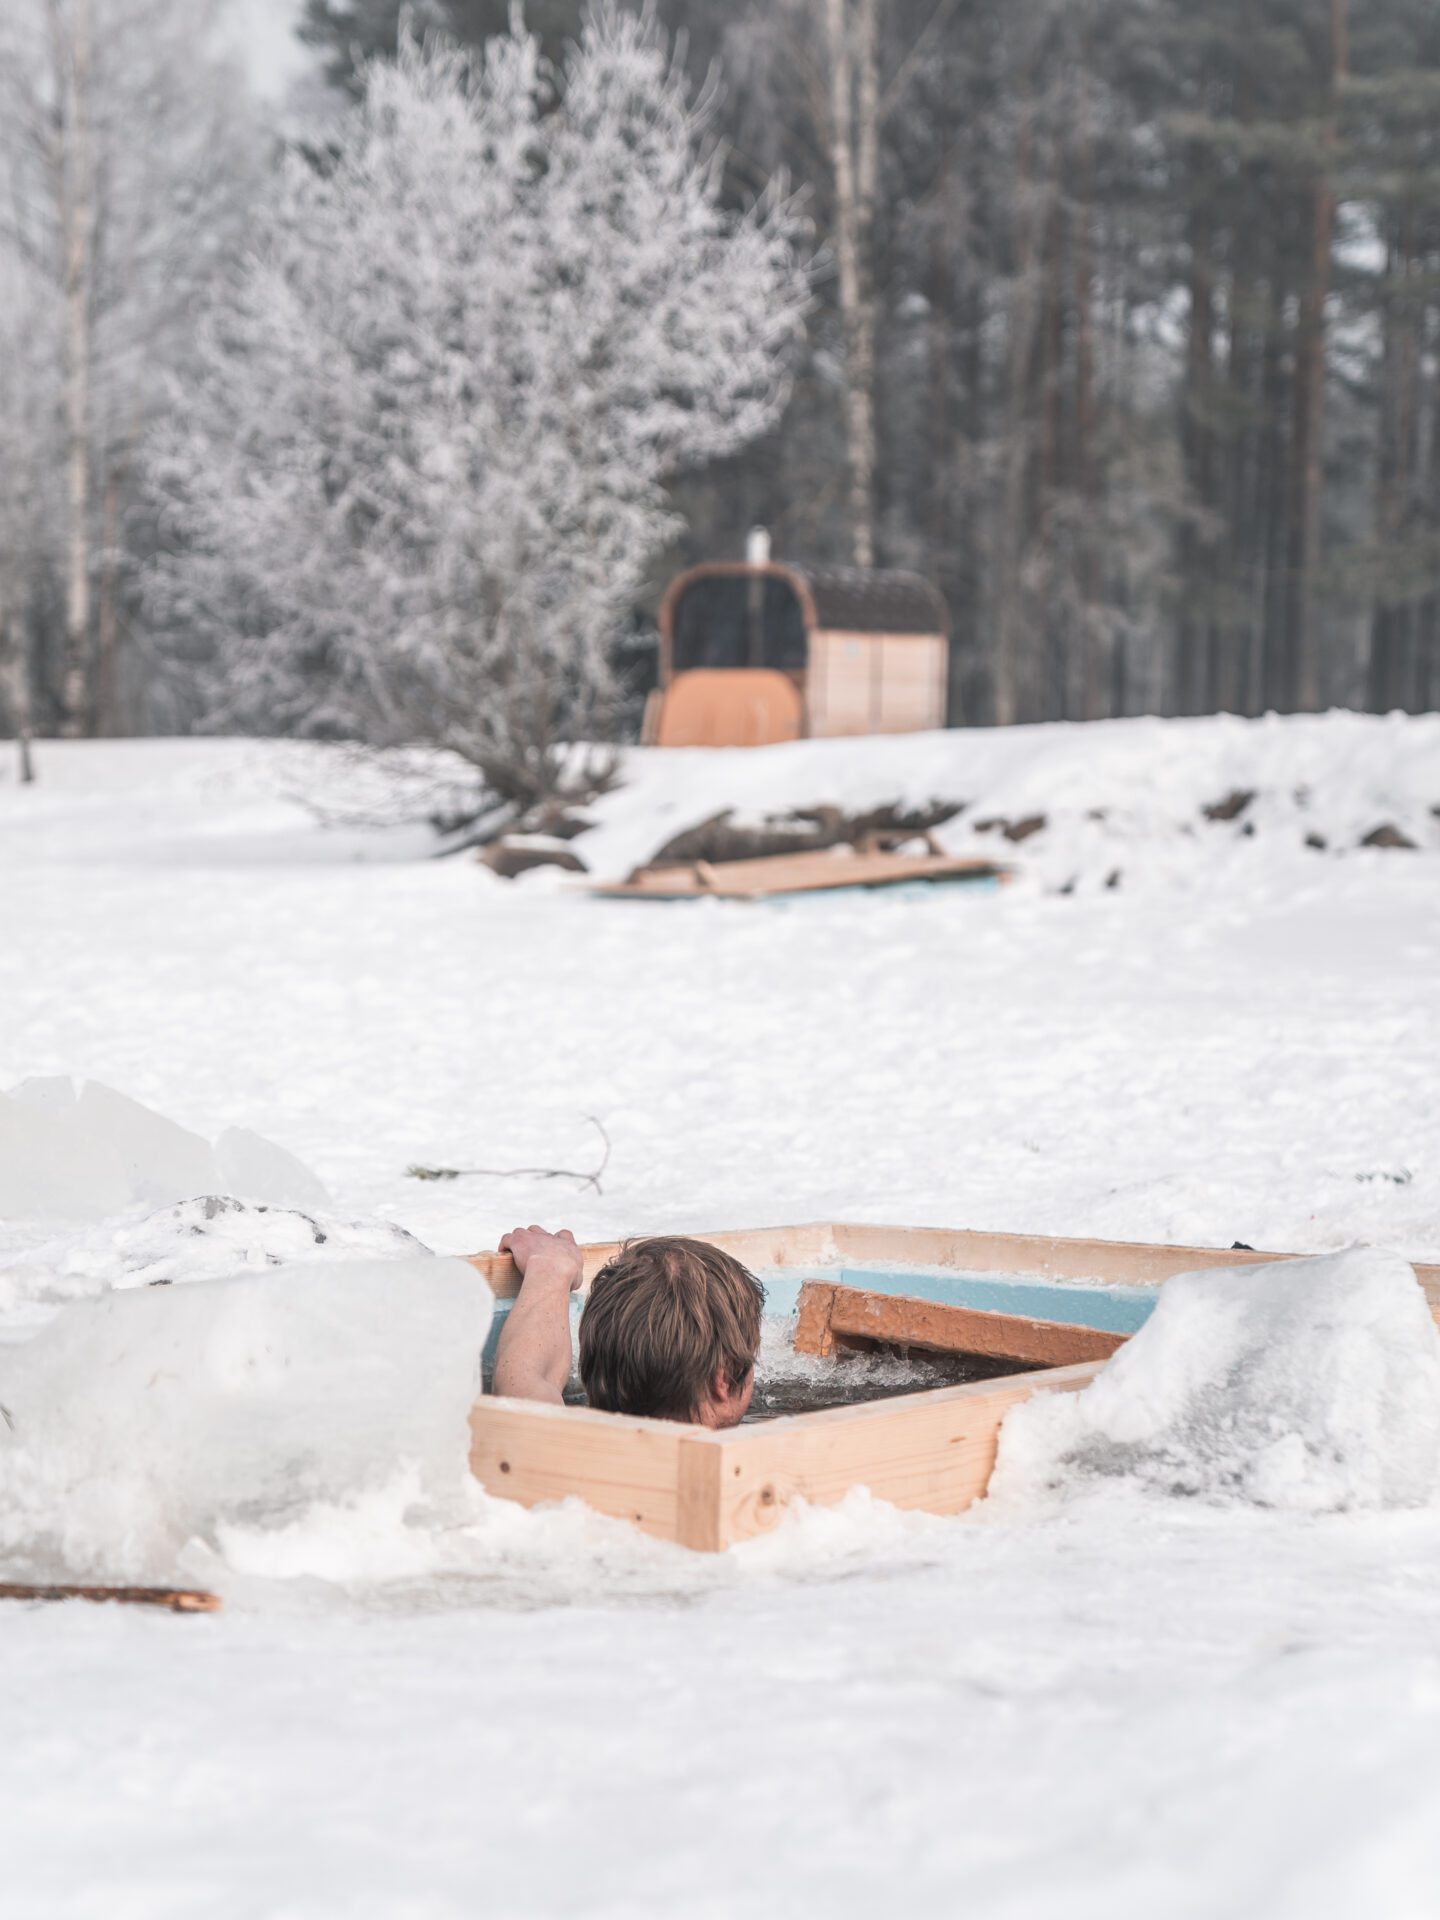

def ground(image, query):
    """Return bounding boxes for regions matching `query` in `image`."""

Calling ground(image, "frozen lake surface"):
[2,718,1439,1919]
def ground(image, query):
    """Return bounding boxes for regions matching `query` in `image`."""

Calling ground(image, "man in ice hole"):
[492,1227,765,1425]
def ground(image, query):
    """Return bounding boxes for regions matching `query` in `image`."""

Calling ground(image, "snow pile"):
[0,1076,327,1222]
[992,1249,1440,1513]
[564,709,1440,889]
[0,1195,427,1313]
[9,713,1437,891]
[0,1256,490,1583]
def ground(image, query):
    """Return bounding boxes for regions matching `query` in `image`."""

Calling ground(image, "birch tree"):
[144,7,810,803]
[1283,0,1348,714]
[0,0,258,736]
[0,271,50,780]
[723,0,883,571]
[823,0,880,569]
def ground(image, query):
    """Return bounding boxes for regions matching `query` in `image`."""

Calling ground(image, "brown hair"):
[579,1237,765,1422]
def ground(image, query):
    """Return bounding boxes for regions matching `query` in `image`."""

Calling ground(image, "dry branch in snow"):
[407,1117,611,1194]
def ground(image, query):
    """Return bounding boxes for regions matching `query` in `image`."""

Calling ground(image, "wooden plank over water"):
[793,1279,1127,1367]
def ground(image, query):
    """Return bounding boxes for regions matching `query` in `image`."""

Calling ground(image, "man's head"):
[578,1236,765,1426]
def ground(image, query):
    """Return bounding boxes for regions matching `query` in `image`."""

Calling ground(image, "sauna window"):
[671,575,809,674]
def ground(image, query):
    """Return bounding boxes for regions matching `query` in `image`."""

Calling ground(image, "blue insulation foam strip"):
[758,876,1004,908]
[589,876,1003,908]
[482,1295,577,1370]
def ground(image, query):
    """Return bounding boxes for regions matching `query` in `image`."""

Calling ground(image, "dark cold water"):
[500,1344,1019,1419]
[743,1347,1018,1420]
[484,1312,1021,1420]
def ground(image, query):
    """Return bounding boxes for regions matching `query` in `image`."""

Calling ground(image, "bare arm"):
[491,1226,583,1404]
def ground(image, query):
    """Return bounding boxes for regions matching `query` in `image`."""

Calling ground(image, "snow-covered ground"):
[2,715,1439,1919]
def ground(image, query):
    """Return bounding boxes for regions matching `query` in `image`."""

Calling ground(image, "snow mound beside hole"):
[0,1256,490,1584]
[0,1195,428,1312]
[0,1078,328,1223]
[990,1249,1440,1513]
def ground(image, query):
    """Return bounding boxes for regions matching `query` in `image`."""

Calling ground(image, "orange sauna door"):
[655,669,803,748]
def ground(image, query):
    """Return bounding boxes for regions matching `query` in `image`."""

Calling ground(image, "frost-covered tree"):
[0,0,260,735]
[299,0,585,98]
[145,6,810,803]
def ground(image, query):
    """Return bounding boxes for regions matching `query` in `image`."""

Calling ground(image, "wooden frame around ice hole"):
[464,1223,1440,1553]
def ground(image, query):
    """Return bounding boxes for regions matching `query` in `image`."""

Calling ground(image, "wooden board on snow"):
[587,848,1008,900]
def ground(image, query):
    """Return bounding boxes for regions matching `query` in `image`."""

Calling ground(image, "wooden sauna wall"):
[806,630,948,736]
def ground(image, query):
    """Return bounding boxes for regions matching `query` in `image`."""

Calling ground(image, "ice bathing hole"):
[469,1234,1440,1551]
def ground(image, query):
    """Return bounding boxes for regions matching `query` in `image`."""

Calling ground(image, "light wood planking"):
[468,1221,1440,1318]
[675,1436,726,1553]
[469,1395,694,1542]
[709,1362,1104,1546]
[467,1363,1101,1551]
[806,630,949,737]
[876,633,948,732]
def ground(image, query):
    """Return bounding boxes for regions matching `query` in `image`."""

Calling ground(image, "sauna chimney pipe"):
[744,528,771,666]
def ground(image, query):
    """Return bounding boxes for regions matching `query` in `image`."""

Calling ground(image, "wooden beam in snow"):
[0,1582,221,1612]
